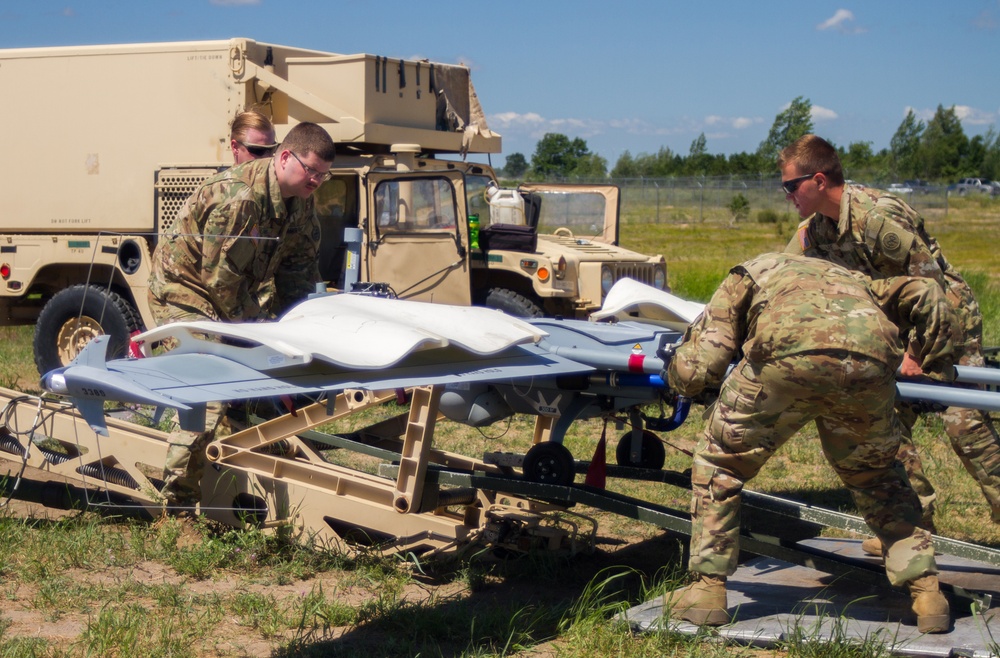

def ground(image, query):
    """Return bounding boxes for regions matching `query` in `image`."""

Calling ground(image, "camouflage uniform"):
[149,157,322,504]
[786,184,1000,523]
[666,253,957,586]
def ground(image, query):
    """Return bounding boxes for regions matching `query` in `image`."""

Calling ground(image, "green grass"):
[0,198,998,656]
[619,197,1000,344]
[0,326,34,391]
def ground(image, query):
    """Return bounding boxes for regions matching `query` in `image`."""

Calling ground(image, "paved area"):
[625,538,1000,657]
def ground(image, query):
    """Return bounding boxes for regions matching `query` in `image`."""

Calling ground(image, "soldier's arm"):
[784,218,813,255]
[201,200,264,320]
[272,208,322,315]
[869,277,958,381]
[666,272,751,397]
[861,206,949,288]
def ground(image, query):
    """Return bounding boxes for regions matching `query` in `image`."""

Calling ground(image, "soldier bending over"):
[663,252,957,633]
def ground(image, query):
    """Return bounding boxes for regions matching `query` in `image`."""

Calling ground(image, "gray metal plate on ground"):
[625,538,1000,657]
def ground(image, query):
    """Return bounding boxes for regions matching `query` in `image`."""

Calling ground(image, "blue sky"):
[2,1,998,169]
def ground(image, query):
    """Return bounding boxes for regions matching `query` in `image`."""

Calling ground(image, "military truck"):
[0,38,667,375]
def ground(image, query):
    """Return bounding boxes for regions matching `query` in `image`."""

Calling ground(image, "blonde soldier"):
[229,109,277,164]
[780,134,1000,553]
[149,121,335,507]
[663,253,957,634]
[228,110,279,311]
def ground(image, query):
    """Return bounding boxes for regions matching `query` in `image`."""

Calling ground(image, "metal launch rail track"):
[1,385,997,609]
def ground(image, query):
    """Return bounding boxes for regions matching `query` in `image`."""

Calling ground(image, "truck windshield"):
[533,189,608,239]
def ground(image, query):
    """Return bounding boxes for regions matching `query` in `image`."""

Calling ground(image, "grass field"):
[0,197,997,656]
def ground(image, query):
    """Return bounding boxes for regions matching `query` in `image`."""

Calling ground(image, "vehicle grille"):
[610,263,659,286]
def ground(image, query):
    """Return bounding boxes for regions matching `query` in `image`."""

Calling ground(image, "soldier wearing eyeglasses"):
[778,134,1000,552]
[148,121,336,509]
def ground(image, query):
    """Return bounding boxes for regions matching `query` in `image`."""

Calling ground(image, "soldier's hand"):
[899,352,924,377]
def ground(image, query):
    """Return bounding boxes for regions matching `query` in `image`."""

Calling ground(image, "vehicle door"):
[365,170,472,305]
[517,183,621,245]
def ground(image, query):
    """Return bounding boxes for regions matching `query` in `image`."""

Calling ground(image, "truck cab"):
[156,149,668,322]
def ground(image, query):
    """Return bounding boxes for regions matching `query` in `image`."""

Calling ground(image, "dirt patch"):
[0,465,691,657]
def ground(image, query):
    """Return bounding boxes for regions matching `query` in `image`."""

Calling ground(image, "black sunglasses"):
[781,173,817,195]
[237,140,278,158]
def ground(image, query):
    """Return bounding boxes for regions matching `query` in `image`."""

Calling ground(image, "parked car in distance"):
[949,177,998,195]
[887,182,913,195]
[903,179,938,194]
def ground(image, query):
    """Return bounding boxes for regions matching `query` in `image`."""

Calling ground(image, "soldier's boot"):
[663,574,729,626]
[908,575,950,634]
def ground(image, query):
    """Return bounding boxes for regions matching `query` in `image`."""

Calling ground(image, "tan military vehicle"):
[0,38,667,375]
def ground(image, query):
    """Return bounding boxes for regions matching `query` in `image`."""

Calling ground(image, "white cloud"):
[491,112,545,126]
[817,9,866,34]
[210,0,261,6]
[703,115,763,130]
[953,105,996,125]
[488,112,604,140]
[906,106,936,123]
[492,110,768,154]
[811,105,839,121]
[905,104,996,127]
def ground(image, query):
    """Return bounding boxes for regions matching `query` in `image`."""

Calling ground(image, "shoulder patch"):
[880,230,902,254]
[797,225,812,252]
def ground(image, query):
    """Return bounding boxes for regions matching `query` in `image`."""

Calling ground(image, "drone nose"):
[40,369,68,395]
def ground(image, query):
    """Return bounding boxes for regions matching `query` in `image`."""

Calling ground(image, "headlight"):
[654,267,667,290]
[601,266,615,295]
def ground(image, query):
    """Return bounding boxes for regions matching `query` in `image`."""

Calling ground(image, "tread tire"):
[33,284,143,376]
[484,287,545,319]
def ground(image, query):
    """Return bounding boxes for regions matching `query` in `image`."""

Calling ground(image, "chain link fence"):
[556,176,955,225]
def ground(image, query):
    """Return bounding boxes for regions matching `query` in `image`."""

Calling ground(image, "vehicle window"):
[374,177,458,232]
[466,174,492,227]
[533,189,608,237]
[315,176,355,225]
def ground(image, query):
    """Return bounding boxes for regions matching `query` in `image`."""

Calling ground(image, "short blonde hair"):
[230,110,275,143]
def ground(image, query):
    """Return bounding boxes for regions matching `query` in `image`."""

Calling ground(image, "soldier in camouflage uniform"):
[662,252,956,633]
[149,122,336,507]
[779,134,1000,545]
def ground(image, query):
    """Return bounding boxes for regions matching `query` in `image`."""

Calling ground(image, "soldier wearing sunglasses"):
[149,121,336,510]
[229,110,278,164]
[779,134,1000,554]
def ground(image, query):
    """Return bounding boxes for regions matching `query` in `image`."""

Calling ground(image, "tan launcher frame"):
[0,386,593,557]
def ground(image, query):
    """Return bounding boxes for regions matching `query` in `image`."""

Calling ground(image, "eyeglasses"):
[289,151,333,183]
[236,140,278,158]
[781,173,817,195]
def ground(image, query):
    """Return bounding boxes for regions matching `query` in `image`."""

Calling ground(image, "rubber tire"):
[484,287,545,319]
[615,429,666,470]
[522,442,575,486]
[33,284,143,376]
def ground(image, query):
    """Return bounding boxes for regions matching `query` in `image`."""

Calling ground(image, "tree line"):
[500,97,1000,184]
